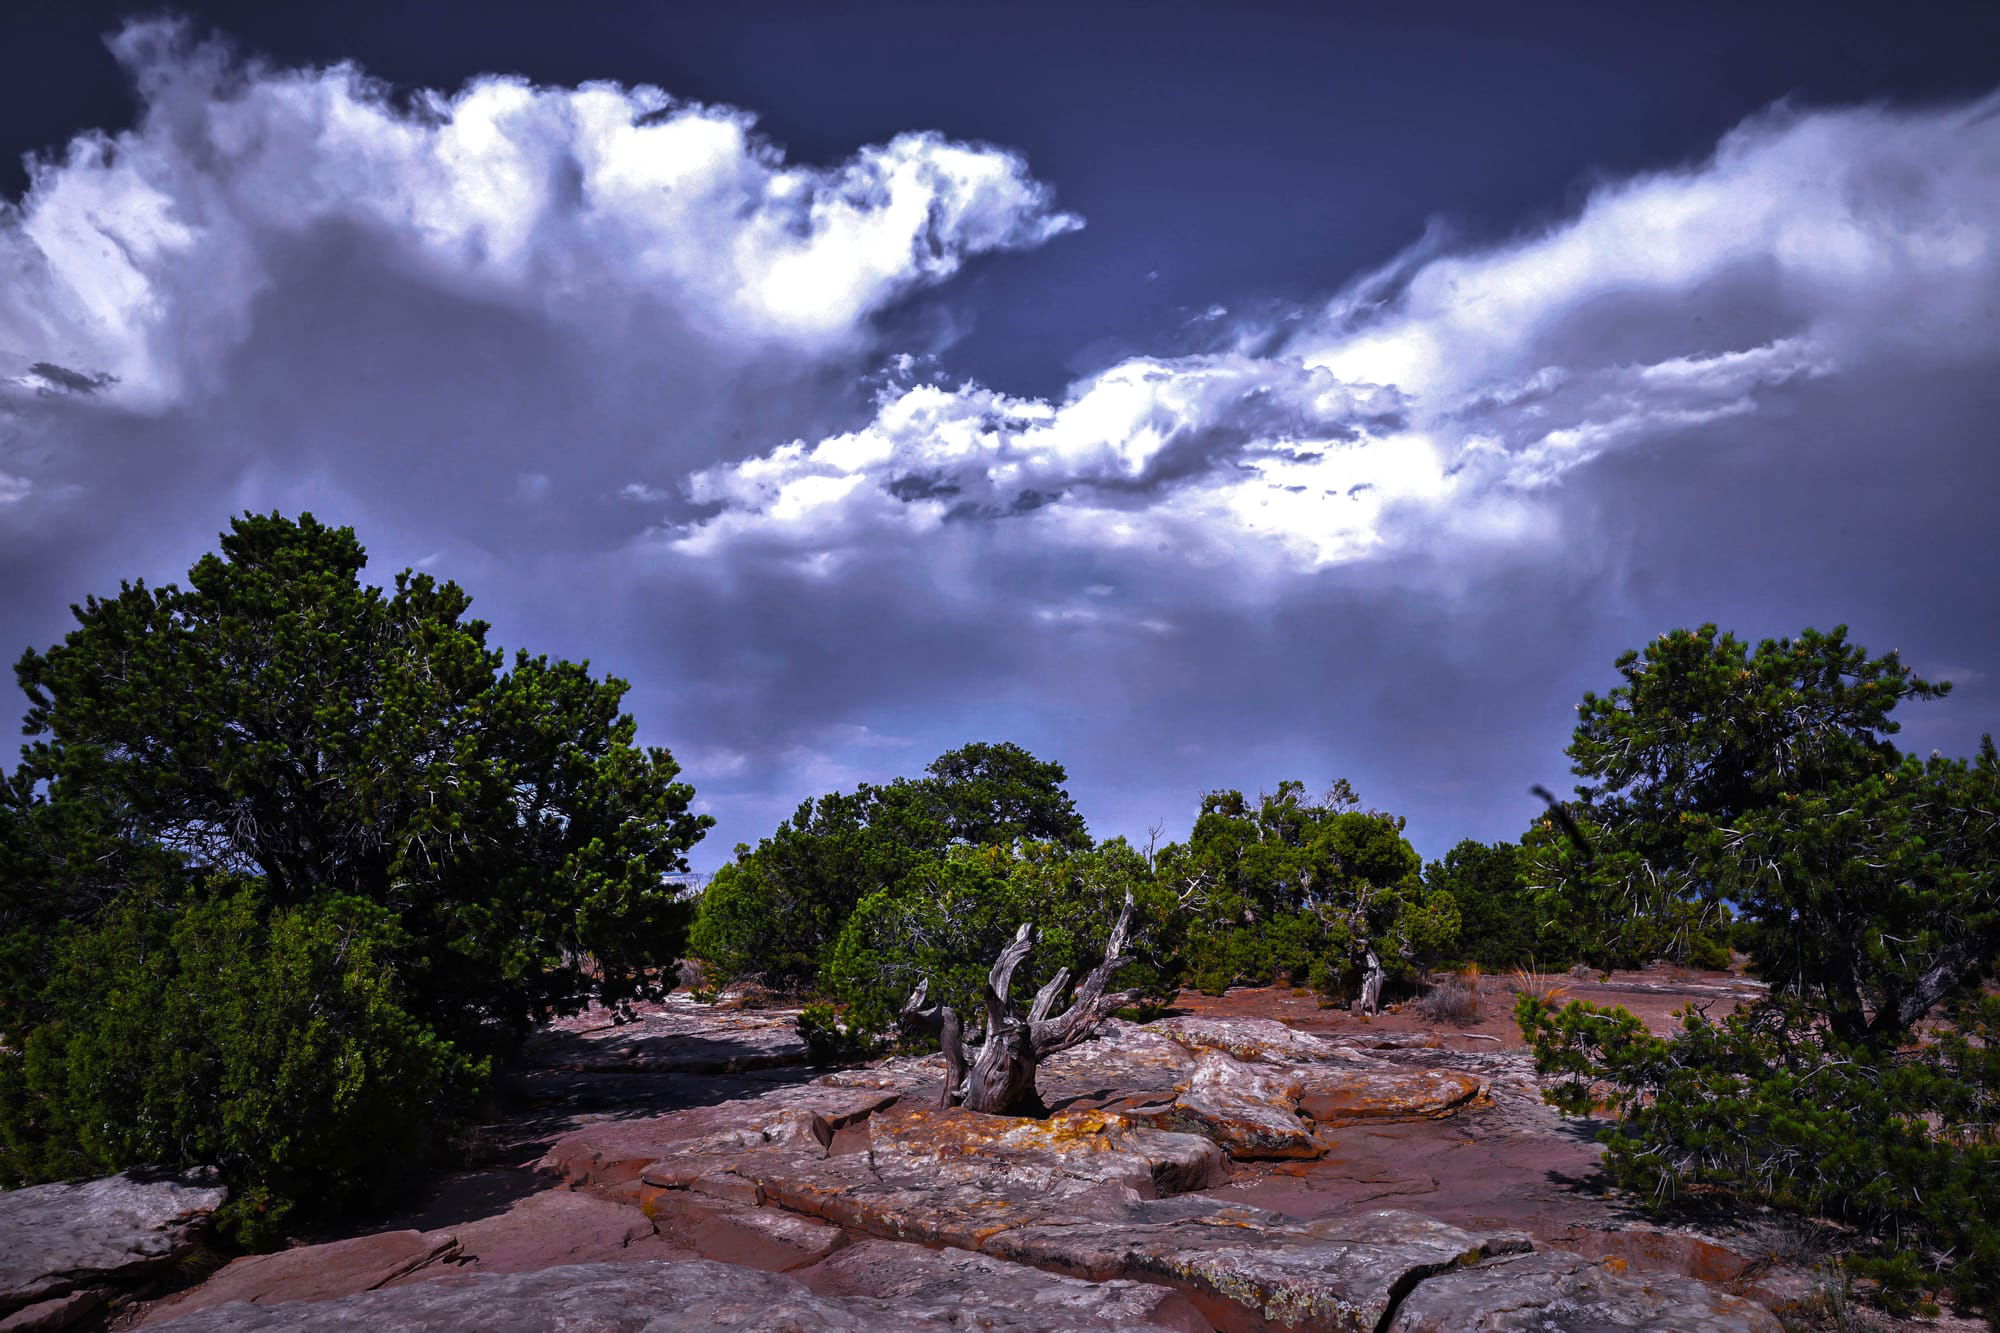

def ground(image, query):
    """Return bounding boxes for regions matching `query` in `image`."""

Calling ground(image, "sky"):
[2,0,1999,867]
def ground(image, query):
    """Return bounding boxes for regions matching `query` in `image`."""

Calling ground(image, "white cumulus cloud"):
[674,94,2000,578]
[0,20,1077,411]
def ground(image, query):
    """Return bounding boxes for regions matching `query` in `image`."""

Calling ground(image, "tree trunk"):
[1355,947,1384,1015]
[900,889,1142,1115]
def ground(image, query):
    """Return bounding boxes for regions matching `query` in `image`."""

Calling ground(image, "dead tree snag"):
[899,888,1142,1115]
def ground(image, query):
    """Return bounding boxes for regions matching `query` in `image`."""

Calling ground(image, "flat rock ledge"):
[0,1168,228,1332]
[136,1257,1208,1332]
[535,1015,1779,1332]
[107,1012,1781,1333]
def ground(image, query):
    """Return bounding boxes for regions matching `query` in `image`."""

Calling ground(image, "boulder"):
[867,1106,1232,1197]
[1387,1248,1783,1332]
[1103,1040,1482,1159]
[146,1259,1207,1332]
[1293,1064,1483,1126]
[1154,1016,1361,1065]
[1132,1048,1324,1159]
[0,1168,227,1320]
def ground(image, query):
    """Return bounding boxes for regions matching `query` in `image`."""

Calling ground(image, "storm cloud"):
[3,23,1997,860]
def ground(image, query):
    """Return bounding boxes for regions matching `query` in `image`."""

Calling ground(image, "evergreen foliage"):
[0,513,709,1235]
[1154,780,1452,998]
[1517,625,2000,1315]
[0,883,480,1246]
[687,741,1086,992]
[1423,838,1579,969]
[825,838,1173,1034]
[1526,624,1935,968]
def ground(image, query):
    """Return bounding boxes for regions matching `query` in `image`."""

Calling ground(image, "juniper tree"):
[1517,626,1999,1313]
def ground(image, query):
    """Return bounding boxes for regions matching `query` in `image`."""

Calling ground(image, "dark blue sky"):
[3,2,1998,862]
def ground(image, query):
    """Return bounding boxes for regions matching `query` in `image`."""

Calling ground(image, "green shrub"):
[795,1002,875,1066]
[826,839,1173,1038]
[0,884,483,1245]
[1519,992,1999,1313]
[1516,625,2000,1318]
[689,742,1088,994]
[0,513,708,1241]
[1157,780,1447,1000]
[1423,839,1580,970]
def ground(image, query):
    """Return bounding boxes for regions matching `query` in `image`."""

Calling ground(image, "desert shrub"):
[1509,967,1572,1004]
[1414,977,1481,1026]
[0,514,707,1238]
[0,884,482,1246]
[689,743,1088,993]
[795,1003,876,1066]
[1519,992,1999,1313]
[1517,626,2000,1317]
[826,839,1174,1038]
[1156,780,1452,1000]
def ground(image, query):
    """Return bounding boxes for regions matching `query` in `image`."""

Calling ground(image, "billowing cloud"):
[0,20,1076,410]
[675,95,1998,576]
[642,91,2000,852]
[1,24,1996,863]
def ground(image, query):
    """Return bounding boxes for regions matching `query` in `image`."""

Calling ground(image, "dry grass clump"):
[1416,976,1482,1026]
[1510,967,1572,1004]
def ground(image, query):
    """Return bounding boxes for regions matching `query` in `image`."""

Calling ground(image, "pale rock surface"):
[145,1259,1208,1332]
[520,994,808,1075]
[1389,1248,1783,1332]
[796,1239,1212,1332]
[0,1168,227,1321]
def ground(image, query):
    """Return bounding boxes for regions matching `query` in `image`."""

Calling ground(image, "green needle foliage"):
[1423,838,1580,970]
[826,838,1176,1035]
[1518,625,2000,1315]
[688,741,1087,992]
[1153,780,1452,1000]
[0,513,710,1237]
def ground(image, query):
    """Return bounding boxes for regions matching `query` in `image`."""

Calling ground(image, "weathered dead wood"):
[900,889,1143,1115]
[1355,947,1385,1015]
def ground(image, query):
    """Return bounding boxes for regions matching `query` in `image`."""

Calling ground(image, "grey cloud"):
[2,25,1997,868]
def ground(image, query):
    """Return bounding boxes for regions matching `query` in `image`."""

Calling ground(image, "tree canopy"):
[1517,625,1999,1313]
[0,513,710,1238]
[687,741,1087,992]
[1156,779,1452,998]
